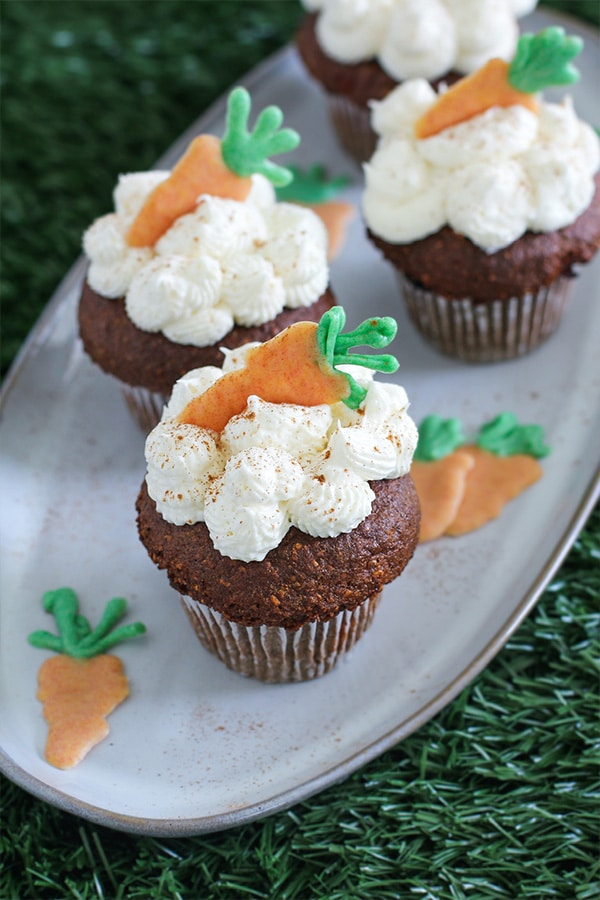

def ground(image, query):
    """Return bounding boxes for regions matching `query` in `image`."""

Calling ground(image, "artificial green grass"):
[1,2,599,897]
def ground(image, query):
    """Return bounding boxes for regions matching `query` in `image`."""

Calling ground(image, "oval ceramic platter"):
[1,10,599,836]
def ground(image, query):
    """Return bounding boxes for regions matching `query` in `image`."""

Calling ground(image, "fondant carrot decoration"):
[411,416,472,541]
[126,135,248,247]
[444,445,543,536]
[476,412,550,458]
[276,164,355,260]
[412,450,475,542]
[415,27,583,139]
[445,413,549,535]
[412,414,550,542]
[127,86,300,247]
[179,306,399,432]
[29,588,146,769]
[413,414,465,462]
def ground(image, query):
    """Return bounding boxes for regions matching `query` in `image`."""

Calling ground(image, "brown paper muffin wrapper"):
[120,383,167,432]
[180,591,382,683]
[396,272,574,363]
[326,93,377,163]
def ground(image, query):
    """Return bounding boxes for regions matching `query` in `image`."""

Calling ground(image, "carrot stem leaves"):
[316,307,399,409]
[508,27,582,94]
[28,588,146,659]
[476,413,551,458]
[414,416,466,462]
[221,87,300,187]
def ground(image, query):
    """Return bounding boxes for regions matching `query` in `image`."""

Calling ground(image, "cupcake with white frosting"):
[136,307,420,682]
[363,27,600,361]
[78,88,334,430]
[296,0,537,161]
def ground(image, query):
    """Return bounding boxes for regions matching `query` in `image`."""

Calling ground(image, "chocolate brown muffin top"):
[296,14,461,110]
[368,175,600,302]
[136,475,420,631]
[78,280,335,394]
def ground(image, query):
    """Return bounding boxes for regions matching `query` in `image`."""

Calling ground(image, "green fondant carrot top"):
[414,415,465,462]
[316,306,398,408]
[415,413,551,461]
[508,27,583,94]
[28,588,147,660]
[221,87,300,187]
[476,413,551,458]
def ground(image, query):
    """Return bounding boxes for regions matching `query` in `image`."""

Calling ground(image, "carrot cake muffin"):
[363,27,600,361]
[79,87,334,429]
[136,306,420,682]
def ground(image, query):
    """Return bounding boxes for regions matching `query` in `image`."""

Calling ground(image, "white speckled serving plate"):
[1,10,598,836]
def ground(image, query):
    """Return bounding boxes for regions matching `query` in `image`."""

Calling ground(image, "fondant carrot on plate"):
[127,86,300,247]
[179,305,399,432]
[412,413,550,542]
[28,588,146,769]
[410,416,474,542]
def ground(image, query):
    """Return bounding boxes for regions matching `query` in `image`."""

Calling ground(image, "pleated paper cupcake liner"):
[326,93,377,163]
[397,273,574,363]
[180,591,382,683]
[120,383,167,432]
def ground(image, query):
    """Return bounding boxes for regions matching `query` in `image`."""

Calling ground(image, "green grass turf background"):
[1,2,599,898]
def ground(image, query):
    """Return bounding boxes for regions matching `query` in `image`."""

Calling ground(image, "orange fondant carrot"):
[127,135,251,247]
[444,445,543,536]
[37,654,129,769]
[411,450,475,542]
[179,306,399,432]
[415,27,582,139]
[412,414,549,542]
[127,87,300,248]
[181,321,346,432]
[415,59,537,140]
[28,588,146,769]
